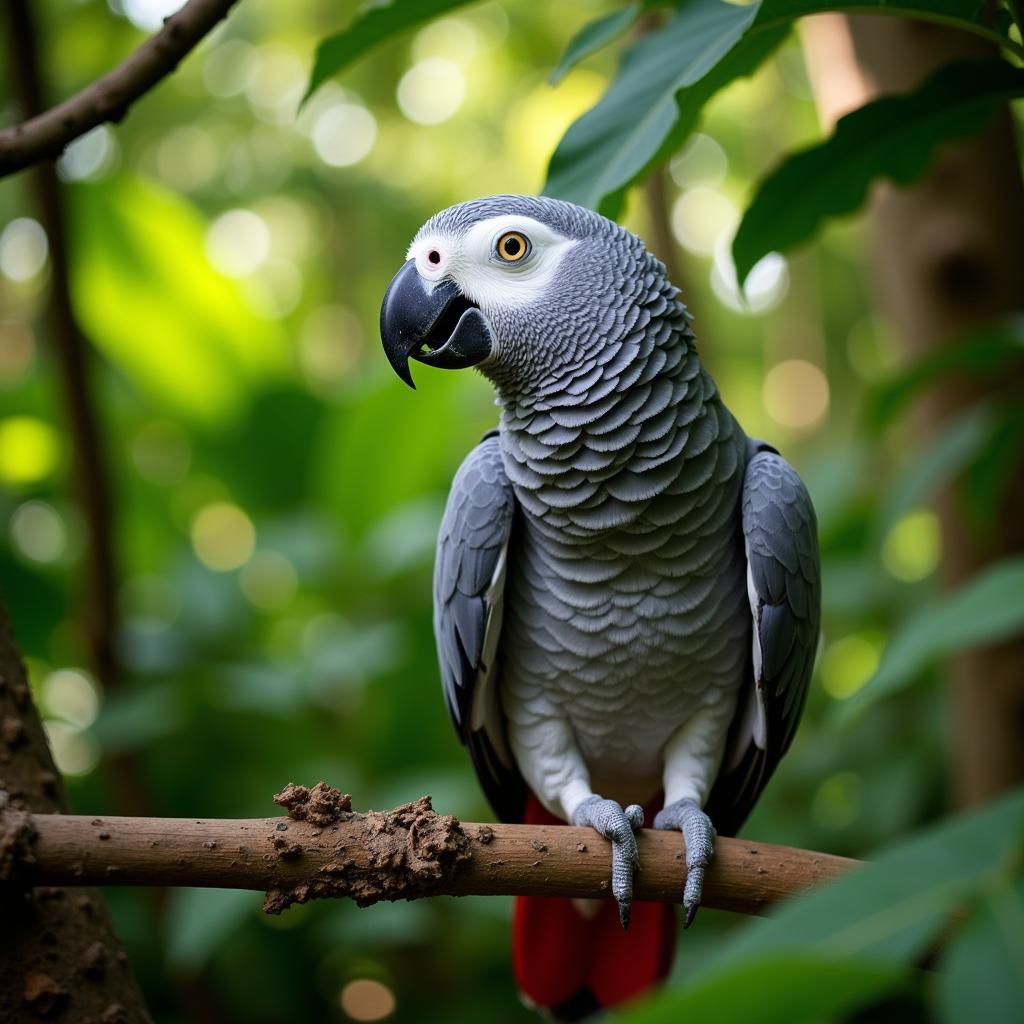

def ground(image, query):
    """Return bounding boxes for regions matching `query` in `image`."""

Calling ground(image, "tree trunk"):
[0,601,150,1022]
[802,15,1024,807]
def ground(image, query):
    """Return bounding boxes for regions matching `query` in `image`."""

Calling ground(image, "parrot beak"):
[380,260,494,389]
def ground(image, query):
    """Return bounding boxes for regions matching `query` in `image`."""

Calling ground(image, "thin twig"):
[0,0,241,178]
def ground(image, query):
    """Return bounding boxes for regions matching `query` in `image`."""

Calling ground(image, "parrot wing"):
[706,440,821,836]
[434,432,527,823]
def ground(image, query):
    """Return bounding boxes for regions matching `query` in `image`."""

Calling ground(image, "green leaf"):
[875,403,997,539]
[937,877,1024,1024]
[544,1,1019,216]
[629,790,1024,1023]
[867,316,1024,430]
[733,59,1024,284]
[304,0,478,105]
[839,557,1024,724]
[69,176,287,426]
[543,0,773,217]
[549,4,644,86]
[626,954,904,1024]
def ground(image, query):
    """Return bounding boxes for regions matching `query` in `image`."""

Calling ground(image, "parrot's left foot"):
[654,798,715,929]
[571,795,644,931]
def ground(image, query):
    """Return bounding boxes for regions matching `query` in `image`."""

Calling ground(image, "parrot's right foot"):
[571,795,644,931]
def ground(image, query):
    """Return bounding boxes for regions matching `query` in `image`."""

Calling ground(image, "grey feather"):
[433,433,526,822]
[707,441,821,836]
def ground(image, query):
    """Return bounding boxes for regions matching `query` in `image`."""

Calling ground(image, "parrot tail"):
[512,794,676,1021]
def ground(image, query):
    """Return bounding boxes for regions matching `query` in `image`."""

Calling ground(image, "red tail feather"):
[512,794,676,1020]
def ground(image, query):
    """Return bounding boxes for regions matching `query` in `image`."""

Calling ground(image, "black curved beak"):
[380,260,494,389]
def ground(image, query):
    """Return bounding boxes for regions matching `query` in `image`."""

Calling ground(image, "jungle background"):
[1,1,1022,1022]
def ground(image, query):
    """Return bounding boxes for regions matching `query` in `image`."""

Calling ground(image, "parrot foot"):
[654,798,715,929]
[571,796,644,931]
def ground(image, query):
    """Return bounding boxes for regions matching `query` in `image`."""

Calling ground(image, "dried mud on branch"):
[263,784,472,913]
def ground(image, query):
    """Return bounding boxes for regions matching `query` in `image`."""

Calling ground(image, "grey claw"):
[572,796,644,931]
[654,798,715,928]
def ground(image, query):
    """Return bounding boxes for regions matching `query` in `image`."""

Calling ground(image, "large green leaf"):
[70,176,287,426]
[839,557,1024,724]
[544,1,1019,216]
[544,0,776,217]
[733,59,1024,283]
[627,955,903,1024]
[549,3,645,86]
[627,789,1024,1023]
[937,877,1024,1024]
[304,0,478,105]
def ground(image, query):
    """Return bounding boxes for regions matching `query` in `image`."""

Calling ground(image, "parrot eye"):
[495,231,530,263]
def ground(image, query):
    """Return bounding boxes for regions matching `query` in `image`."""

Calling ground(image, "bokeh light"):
[0,218,48,282]
[311,102,378,168]
[43,720,100,777]
[669,133,727,189]
[821,633,884,700]
[156,126,221,191]
[57,125,118,182]
[397,59,466,125]
[670,187,737,256]
[339,979,396,1022]
[240,550,299,611]
[412,17,479,64]
[246,45,307,124]
[43,669,101,729]
[882,509,941,582]
[203,38,260,98]
[121,0,183,32]
[191,501,256,571]
[9,501,67,564]
[762,359,830,430]
[812,771,863,829]
[206,209,272,277]
[711,246,790,314]
[0,416,60,485]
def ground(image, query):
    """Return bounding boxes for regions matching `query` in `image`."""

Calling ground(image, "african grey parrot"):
[380,196,820,1017]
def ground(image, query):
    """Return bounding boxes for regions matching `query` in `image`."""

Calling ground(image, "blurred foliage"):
[0,1,1022,1023]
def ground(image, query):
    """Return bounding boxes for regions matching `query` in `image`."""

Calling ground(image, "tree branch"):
[0,0,241,179]
[3,785,859,917]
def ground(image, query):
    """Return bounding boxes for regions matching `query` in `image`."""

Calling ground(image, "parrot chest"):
[499,442,750,781]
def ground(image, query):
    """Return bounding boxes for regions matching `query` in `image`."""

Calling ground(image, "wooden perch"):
[2,784,860,916]
[0,0,241,178]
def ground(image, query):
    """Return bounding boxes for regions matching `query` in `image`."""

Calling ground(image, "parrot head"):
[380,195,657,390]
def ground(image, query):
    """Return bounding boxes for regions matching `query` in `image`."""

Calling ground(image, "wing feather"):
[434,434,526,822]
[706,440,821,836]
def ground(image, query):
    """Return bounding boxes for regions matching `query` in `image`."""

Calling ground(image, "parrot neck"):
[494,297,743,538]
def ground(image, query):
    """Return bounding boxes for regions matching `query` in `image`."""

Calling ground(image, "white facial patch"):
[408,215,578,313]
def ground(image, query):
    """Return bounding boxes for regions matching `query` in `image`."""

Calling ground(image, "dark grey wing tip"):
[707,442,820,835]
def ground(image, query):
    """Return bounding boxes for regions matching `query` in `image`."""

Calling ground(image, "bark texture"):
[802,14,1024,807]
[0,604,150,1023]
[3,782,860,918]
